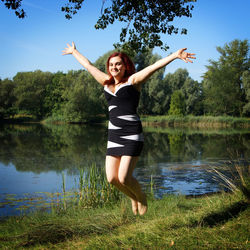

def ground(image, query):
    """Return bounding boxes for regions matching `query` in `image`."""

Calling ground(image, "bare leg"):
[105,155,139,214]
[118,156,147,215]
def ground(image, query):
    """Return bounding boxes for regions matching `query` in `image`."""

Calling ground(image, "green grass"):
[1,113,38,123]
[0,191,249,249]
[141,115,250,128]
[42,114,106,124]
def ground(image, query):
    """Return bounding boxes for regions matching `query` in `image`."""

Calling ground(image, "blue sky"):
[0,0,249,82]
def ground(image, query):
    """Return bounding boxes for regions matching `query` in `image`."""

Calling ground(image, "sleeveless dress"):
[104,82,144,156]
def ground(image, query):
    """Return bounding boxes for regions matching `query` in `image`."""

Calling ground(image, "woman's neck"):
[114,77,122,85]
[113,76,128,85]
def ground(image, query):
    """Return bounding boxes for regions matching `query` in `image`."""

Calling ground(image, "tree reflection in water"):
[0,124,249,211]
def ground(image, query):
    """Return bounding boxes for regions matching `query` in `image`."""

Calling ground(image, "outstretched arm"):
[62,42,109,85]
[129,48,196,85]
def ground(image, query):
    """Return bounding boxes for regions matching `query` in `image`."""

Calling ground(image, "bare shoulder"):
[127,65,153,85]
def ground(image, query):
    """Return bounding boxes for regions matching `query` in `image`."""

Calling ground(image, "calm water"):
[0,123,249,216]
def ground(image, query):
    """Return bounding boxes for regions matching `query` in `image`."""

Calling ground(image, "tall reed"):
[56,164,122,211]
[208,160,250,202]
[61,172,67,210]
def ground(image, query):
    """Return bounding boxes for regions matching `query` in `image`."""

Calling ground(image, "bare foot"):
[138,193,147,216]
[131,199,138,215]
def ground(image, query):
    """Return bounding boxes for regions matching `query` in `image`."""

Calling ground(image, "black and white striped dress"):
[104,82,144,156]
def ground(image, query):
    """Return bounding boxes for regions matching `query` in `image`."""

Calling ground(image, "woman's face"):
[108,56,126,79]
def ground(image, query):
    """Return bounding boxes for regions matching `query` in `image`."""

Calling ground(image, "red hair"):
[104,52,135,85]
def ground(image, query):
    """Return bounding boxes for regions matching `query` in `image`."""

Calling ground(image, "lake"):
[0,123,249,217]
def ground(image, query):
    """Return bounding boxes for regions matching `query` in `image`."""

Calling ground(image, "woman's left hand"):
[176,48,196,63]
[62,42,76,55]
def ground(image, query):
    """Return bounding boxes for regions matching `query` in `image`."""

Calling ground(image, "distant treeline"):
[0,39,249,122]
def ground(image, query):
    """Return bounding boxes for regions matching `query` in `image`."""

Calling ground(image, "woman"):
[62,42,195,215]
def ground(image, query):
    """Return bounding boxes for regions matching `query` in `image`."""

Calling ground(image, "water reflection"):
[0,123,249,216]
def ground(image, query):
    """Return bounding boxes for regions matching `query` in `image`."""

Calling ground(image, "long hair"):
[104,52,135,85]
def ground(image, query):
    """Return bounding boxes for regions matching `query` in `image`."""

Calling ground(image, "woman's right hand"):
[62,42,76,55]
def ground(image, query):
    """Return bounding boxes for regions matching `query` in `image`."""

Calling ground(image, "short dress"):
[104,82,144,156]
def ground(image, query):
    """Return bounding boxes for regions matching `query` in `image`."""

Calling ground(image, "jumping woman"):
[62,42,195,215]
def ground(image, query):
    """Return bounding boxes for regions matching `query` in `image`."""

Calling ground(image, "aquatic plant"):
[75,163,121,208]
[208,160,250,202]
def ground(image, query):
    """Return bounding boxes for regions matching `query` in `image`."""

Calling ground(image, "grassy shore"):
[2,115,250,128]
[0,190,249,249]
[141,115,250,128]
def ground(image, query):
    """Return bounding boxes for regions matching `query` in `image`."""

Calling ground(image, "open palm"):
[62,42,76,55]
[177,48,196,63]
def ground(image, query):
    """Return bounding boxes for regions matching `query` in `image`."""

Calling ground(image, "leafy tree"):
[242,70,250,116]
[2,0,196,52]
[146,67,167,114]
[1,0,25,18]
[163,68,202,115]
[61,70,104,122]
[166,68,189,92]
[168,90,185,116]
[203,65,242,116]
[182,77,203,115]
[44,71,70,117]
[0,78,16,119]
[13,70,53,118]
[62,81,92,122]
[203,39,249,116]
[163,68,189,114]
[134,50,167,114]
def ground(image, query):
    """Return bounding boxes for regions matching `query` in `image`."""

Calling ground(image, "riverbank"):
[141,115,250,128]
[1,115,250,129]
[0,191,249,249]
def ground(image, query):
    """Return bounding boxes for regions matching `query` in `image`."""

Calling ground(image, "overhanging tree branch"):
[1,0,25,18]
[1,0,196,52]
